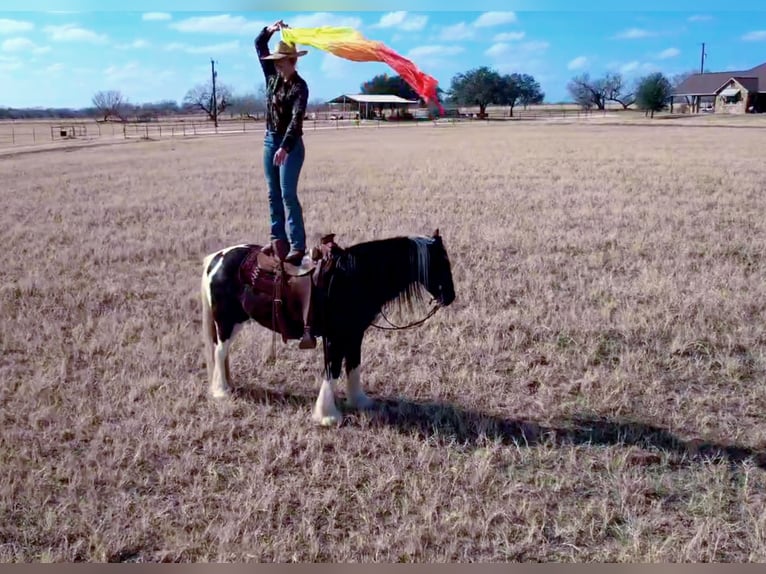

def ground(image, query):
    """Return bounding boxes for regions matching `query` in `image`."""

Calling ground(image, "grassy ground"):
[1,121,765,562]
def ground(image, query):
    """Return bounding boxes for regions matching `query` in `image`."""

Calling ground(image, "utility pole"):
[211,58,218,128]
[700,42,707,74]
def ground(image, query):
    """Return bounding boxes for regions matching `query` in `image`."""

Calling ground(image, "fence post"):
[11,126,14,144]
[33,127,36,143]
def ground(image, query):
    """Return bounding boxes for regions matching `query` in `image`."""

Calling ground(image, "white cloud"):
[319,52,353,79]
[485,40,549,59]
[613,27,655,39]
[439,12,521,41]
[1,37,50,54]
[288,12,363,29]
[620,60,640,73]
[438,22,475,41]
[567,56,588,70]
[657,47,680,59]
[407,44,464,58]
[170,14,266,35]
[116,39,150,50]
[0,19,34,34]
[142,12,171,21]
[43,24,108,43]
[473,11,517,27]
[612,60,660,74]
[742,30,766,41]
[372,11,428,31]
[0,57,21,72]
[165,40,240,54]
[688,14,712,22]
[493,31,525,42]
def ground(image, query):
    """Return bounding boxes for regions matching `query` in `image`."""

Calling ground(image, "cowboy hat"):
[260,40,308,60]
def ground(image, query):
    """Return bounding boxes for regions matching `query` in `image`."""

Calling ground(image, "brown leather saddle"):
[238,233,342,348]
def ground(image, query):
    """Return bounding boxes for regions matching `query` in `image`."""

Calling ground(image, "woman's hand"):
[273,148,288,166]
[267,19,287,33]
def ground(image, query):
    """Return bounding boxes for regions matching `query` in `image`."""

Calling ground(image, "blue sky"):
[1,9,766,108]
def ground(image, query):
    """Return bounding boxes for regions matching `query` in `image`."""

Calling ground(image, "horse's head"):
[424,229,456,307]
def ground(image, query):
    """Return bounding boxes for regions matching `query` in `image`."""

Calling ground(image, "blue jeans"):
[263,130,306,252]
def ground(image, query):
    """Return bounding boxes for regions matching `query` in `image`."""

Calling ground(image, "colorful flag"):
[280,26,444,114]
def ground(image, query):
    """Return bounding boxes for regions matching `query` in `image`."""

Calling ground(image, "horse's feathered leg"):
[312,336,343,426]
[344,333,373,410]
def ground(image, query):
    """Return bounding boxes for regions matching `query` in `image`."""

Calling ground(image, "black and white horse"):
[199,230,456,426]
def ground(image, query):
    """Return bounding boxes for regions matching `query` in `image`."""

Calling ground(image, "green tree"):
[448,66,502,117]
[517,73,545,109]
[497,73,522,117]
[360,73,420,117]
[360,73,419,100]
[635,72,673,118]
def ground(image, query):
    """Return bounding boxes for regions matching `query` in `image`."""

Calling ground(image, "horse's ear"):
[432,228,440,238]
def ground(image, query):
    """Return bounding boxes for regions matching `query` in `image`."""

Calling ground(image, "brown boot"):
[284,249,305,266]
[293,275,316,349]
[271,239,290,261]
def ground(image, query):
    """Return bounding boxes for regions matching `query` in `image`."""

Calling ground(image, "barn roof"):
[326,94,420,104]
[673,62,766,96]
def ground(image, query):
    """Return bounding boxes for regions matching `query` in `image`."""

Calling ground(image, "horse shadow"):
[233,385,766,470]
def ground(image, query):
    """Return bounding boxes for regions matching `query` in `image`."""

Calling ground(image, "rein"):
[372,299,440,331]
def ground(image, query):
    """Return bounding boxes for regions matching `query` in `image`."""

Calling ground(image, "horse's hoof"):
[312,410,342,426]
[210,387,231,399]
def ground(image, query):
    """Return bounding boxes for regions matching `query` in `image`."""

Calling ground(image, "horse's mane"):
[335,235,434,316]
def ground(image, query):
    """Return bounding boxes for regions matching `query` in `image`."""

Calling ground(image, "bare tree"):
[567,72,635,110]
[602,72,635,109]
[567,73,604,110]
[92,90,127,121]
[183,81,233,121]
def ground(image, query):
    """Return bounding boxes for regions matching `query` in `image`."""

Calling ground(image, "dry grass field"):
[1,120,766,562]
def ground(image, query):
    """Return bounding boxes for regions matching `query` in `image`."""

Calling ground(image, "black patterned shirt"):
[255,27,309,153]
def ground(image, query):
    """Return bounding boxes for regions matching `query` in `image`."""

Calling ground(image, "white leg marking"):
[210,338,232,399]
[346,367,374,410]
[312,378,342,426]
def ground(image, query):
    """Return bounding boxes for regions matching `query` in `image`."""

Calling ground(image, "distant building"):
[325,94,421,120]
[672,61,766,114]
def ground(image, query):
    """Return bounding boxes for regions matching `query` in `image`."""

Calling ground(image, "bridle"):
[371,297,441,331]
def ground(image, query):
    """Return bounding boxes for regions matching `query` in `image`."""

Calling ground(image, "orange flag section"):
[280,26,444,114]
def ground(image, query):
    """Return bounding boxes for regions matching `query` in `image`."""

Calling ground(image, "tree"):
[517,73,545,109]
[448,66,503,117]
[497,73,522,117]
[567,73,603,109]
[183,81,232,121]
[566,72,632,110]
[602,72,635,109]
[360,73,419,100]
[635,72,673,118]
[92,90,127,121]
[359,73,420,116]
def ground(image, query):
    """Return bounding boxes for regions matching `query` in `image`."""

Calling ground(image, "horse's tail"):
[200,253,217,387]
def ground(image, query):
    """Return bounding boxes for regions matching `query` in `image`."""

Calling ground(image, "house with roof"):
[672,61,766,114]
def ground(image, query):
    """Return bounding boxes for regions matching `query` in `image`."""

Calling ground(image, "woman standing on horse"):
[255,19,310,266]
